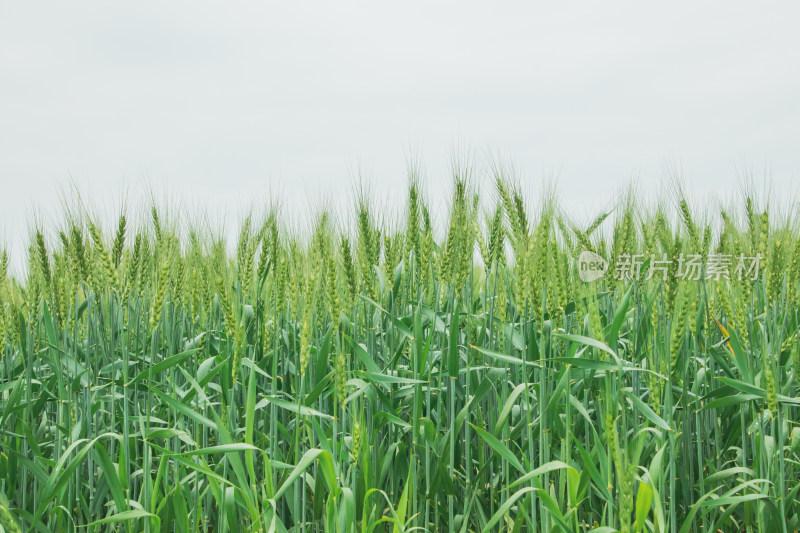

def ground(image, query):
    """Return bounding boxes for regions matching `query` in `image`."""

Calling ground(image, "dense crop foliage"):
[0,174,798,532]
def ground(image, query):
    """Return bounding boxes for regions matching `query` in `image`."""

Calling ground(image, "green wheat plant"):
[0,170,798,532]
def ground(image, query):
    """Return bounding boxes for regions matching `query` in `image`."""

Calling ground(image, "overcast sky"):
[1,2,799,271]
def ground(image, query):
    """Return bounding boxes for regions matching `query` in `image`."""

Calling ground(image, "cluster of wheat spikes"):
[0,172,799,533]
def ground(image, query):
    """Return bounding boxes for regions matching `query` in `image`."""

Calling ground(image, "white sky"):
[1,2,799,272]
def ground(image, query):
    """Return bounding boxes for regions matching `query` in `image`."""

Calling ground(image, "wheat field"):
[0,173,798,532]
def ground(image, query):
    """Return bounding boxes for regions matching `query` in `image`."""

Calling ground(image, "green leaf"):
[472,346,542,368]
[274,448,336,501]
[492,382,528,436]
[509,460,578,488]
[606,282,633,347]
[554,333,621,362]
[362,371,427,385]
[393,467,412,533]
[84,510,158,527]
[622,390,671,431]
[470,423,525,474]
[481,487,536,533]
[634,481,653,532]
[178,443,260,456]
[127,348,198,386]
[359,295,414,339]
[255,395,333,419]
